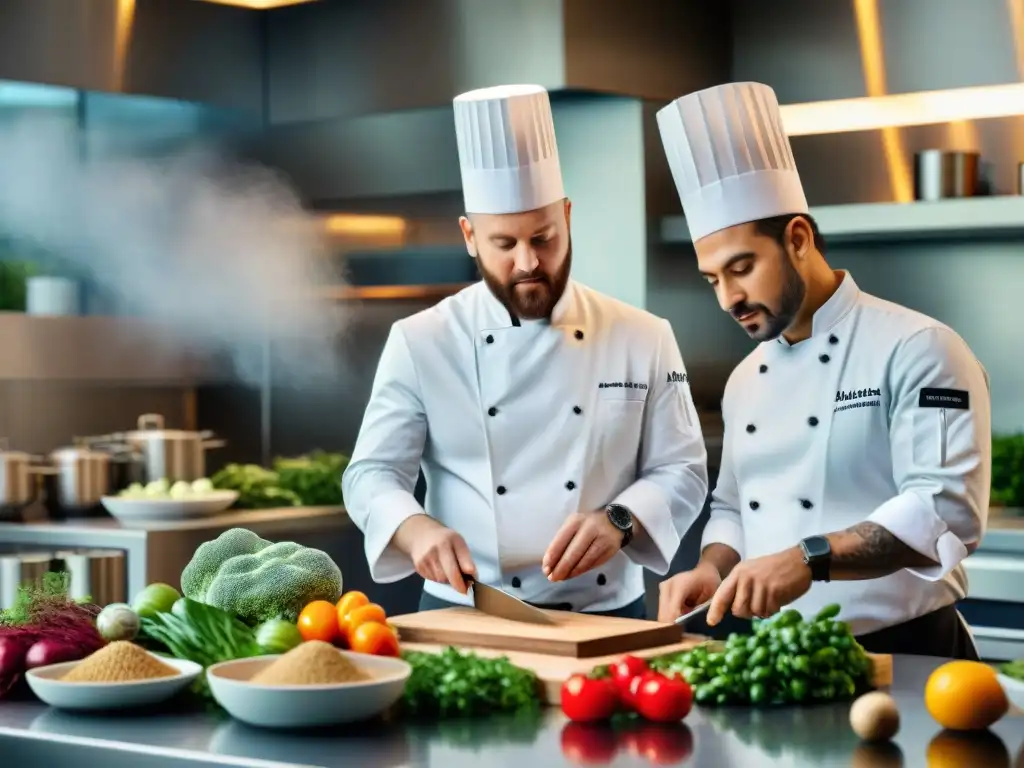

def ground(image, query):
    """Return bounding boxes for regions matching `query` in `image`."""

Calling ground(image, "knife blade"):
[465,575,558,625]
[673,599,712,626]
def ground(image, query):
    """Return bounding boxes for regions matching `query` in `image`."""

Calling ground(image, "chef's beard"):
[479,237,572,321]
[730,250,806,342]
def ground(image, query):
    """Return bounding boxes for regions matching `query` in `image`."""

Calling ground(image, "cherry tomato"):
[609,655,648,706]
[336,591,369,621]
[297,600,340,643]
[561,674,618,722]
[633,672,693,723]
[559,721,618,764]
[342,603,387,643]
[632,723,694,764]
[349,620,401,656]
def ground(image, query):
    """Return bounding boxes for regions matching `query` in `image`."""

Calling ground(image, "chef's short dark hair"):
[754,213,826,256]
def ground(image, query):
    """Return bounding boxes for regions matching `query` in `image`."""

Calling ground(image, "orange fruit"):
[341,603,387,642]
[349,621,400,657]
[923,660,1009,731]
[297,600,340,643]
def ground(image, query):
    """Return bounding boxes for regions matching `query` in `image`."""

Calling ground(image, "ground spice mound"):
[250,640,371,686]
[62,641,179,683]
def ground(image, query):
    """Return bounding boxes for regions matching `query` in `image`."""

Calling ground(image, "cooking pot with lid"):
[44,444,113,517]
[90,414,226,483]
[0,437,36,515]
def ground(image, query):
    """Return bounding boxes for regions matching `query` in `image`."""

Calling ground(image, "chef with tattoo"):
[653,81,990,659]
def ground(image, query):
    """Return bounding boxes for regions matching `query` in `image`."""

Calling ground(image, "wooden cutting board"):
[402,640,894,705]
[388,607,684,658]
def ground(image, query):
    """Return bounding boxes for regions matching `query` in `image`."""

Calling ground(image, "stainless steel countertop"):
[0,655,1020,767]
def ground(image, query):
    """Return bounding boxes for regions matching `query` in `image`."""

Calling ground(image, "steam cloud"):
[0,113,348,388]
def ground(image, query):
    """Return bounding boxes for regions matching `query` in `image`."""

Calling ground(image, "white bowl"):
[997,673,1024,712]
[101,490,239,522]
[207,650,412,729]
[25,654,202,711]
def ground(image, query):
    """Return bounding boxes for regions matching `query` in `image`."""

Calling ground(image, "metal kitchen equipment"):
[0,550,126,609]
[914,150,980,201]
[674,599,712,626]
[0,437,39,516]
[44,444,113,517]
[465,574,558,625]
[88,413,226,483]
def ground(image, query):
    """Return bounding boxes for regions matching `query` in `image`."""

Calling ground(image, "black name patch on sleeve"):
[918,387,970,409]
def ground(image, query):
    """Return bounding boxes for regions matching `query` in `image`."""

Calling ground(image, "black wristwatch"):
[605,504,634,548]
[799,535,832,582]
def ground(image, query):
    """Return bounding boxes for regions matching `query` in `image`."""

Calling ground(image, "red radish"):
[25,639,88,669]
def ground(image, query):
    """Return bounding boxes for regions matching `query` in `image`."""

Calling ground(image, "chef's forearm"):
[825,522,940,579]
[699,543,741,580]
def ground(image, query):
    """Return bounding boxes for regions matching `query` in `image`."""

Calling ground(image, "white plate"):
[100,490,239,522]
[26,654,202,711]
[207,651,411,729]
[997,673,1024,712]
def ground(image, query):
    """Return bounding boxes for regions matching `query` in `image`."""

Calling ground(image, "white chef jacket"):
[702,271,991,636]
[342,279,709,611]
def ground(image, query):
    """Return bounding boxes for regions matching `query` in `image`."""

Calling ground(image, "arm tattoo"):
[828,522,938,579]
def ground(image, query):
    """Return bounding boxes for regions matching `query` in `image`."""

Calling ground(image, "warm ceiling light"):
[779,81,1024,136]
[194,0,319,8]
[323,214,407,237]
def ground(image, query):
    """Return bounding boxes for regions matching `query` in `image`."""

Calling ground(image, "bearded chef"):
[653,81,991,659]
[342,84,709,618]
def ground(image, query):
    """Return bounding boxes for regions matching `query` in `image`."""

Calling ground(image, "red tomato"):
[559,721,619,764]
[609,655,648,705]
[633,672,693,723]
[633,723,695,764]
[561,674,619,722]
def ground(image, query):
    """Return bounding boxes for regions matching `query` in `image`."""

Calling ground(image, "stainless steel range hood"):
[0,0,264,113]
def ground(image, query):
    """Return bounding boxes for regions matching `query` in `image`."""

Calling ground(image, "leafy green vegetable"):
[211,463,301,509]
[400,647,540,718]
[0,570,91,626]
[140,597,263,698]
[992,433,1024,508]
[181,527,343,624]
[999,659,1024,681]
[273,451,348,507]
[628,603,872,707]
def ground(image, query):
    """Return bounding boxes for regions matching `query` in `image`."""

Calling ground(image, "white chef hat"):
[656,81,808,243]
[453,84,565,215]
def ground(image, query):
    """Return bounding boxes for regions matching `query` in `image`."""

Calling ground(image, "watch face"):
[607,505,632,530]
[803,536,830,559]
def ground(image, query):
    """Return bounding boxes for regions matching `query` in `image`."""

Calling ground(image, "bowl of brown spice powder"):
[207,639,411,729]
[26,641,202,711]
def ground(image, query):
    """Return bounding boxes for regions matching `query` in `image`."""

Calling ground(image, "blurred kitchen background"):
[0,0,1023,657]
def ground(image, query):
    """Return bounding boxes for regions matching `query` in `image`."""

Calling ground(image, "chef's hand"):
[706,546,811,626]
[657,561,721,623]
[393,515,477,595]
[543,510,622,582]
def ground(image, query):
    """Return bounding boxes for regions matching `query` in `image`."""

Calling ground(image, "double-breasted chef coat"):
[342,279,709,612]
[703,270,991,636]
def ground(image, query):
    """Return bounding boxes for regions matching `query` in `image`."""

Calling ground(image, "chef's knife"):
[673,599,712,626]
[464,574,558,625]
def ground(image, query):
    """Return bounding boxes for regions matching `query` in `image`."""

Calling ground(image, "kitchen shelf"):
[320,283,473,301]
[660,195,1024,245]
[0,313,230,384]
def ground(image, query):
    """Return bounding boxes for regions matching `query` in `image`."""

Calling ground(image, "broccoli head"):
[180,528,343,624]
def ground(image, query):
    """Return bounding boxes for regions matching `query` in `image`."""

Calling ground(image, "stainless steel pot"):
[0,437,37,514]
[48,445,111,511]
[914,150,980,201]
[115,414,225,482]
